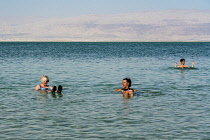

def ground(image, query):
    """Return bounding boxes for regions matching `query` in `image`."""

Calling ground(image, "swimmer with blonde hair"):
[35,75,62,93]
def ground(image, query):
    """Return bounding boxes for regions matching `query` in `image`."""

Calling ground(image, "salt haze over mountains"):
[0,10,210,42]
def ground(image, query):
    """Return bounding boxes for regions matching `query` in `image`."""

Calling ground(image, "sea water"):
[1,42,210,139]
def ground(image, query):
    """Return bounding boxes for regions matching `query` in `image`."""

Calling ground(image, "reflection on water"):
[51,92,63,98]
[122,93,134,99]
[122,98,134,117]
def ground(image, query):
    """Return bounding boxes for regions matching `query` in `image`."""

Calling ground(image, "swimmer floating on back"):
[175,59,195,68]
[115,78,137,98]
[35,75,62,93]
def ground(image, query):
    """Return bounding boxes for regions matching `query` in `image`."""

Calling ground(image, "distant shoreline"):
[1,10,209,43]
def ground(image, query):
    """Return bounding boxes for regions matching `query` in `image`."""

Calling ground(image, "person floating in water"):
[115,78,137,98]
[35,75,62,93]
[175,59,195,68]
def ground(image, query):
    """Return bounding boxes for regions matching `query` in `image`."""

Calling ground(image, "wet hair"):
[180,59,185,62]
[123,78,132,87]
[40,75,49,82]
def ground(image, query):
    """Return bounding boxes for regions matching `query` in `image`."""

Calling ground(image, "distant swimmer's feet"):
[52,86,57,93]
[57,85,62,93]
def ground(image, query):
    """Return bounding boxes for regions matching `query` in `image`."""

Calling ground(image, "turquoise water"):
[1,42,210,139]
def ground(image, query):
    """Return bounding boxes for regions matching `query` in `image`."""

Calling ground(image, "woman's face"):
[122,80,129,88]
[42,79,49,85]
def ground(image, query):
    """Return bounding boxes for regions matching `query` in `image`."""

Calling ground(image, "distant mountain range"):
[0,10,210,42]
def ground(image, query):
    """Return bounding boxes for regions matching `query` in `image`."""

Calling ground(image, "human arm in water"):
[132,88,137,92]
[34,84,53,91]
[177,64,189,68]
[115,88,137,92]
[35,85,41,91]
[115,88,122,92]
[115,88,137,93]
[192,61,195,67]
[175,59,195,68]
[175,62,195,68]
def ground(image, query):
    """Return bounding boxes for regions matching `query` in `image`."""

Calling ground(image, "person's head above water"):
[35,75,62,93]
[40,75,49,83]
[180,59,186,65]
[122,78,132,88]
[115,77,137,94]
[180,59,185,62]
[176,58,195,68]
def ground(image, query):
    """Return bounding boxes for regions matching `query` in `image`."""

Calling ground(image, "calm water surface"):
[1,42,210,139]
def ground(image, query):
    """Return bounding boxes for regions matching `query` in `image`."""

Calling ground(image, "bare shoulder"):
[35,85,40,90]
[178,65,189,68]
[132,88,137,92]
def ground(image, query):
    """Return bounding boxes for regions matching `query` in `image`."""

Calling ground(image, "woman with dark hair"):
[115,78,137,95]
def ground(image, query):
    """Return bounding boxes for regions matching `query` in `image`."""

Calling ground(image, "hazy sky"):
[0,0,210,17]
